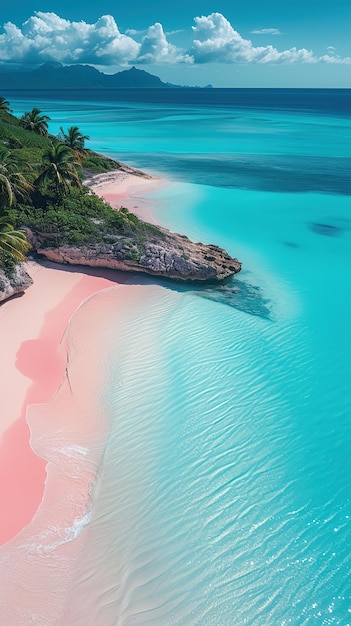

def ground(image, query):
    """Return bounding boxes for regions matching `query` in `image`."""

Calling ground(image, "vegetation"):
[0,146,33,206]
[16,187,163,248]
[59,125,90,151]
[0,214,31,262]
[35,142,81,195]
[19,108,50,136]
[0,97,11,113]
[0,97,161,276]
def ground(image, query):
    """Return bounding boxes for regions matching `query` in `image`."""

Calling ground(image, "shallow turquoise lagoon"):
[6,90,351,624]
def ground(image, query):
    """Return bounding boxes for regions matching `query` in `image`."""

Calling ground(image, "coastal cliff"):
[0,264,33,303]
[33,226,241,282]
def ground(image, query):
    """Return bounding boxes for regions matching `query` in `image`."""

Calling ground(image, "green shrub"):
[82,152,121,173]
[0,250,19,279]
[1,106,163,253]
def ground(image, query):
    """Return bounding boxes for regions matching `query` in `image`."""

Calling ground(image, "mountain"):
[0,64,181,89]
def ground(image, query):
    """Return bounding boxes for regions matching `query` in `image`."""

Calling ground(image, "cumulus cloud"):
[0,11,350,68]
[0,12,139,64]
[320,45,351,64]
[138,23,187,63]
[125,28,144,36]
[319,53,351,64]
[0,11,186,66]
[190,13,315,64]
[251,28,282,35]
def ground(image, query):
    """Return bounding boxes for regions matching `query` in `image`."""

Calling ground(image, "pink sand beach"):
[0,170,162,622]
[0,169,158,546]
[88,170,168,223]
[0,262,128,546]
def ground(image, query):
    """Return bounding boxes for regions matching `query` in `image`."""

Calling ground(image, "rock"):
[35,225,241,283]
[0,263,33,303]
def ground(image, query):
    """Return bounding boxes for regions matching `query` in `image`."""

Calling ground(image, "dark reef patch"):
[189,274,271,319]
[283,241,300,248]
[309,222,342,237]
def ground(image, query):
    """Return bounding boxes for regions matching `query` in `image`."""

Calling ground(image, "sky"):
[0,1,350,87]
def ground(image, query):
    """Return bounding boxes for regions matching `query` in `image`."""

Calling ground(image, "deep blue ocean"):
[5,89,351,624]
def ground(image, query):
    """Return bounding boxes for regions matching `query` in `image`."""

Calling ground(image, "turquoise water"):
[6,91,351,624]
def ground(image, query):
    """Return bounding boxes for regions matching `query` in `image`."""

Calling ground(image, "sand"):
[0,277,152,624]
[0,166,164,547]
[0,166,163,623]
[88,169,169,223]
[0,260,128,546]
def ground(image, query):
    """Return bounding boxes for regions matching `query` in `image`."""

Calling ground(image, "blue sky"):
[1,1,351,86]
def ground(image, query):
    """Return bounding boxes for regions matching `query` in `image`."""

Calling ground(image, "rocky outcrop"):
[35,226,241,283]
[0,263,33,303]
[83,163,152,188]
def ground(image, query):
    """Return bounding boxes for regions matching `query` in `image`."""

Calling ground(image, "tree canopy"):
[19,108,51,136]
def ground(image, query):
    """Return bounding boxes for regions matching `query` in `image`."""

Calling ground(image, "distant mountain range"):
[0,63,187,89]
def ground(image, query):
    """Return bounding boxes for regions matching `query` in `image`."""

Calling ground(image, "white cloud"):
[320,53,351,64]
[0,12,139,64]
[137,23,188,64]
[0,12,186,66]
[125,28,144,36]
[190,13,315,64]
[321,45,351,64]
[251,28,282,35]
[0,12,350,68]
[165,29,185,36]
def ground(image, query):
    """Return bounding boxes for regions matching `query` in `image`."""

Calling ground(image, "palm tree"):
[35,142,81,195]
[59,126,90,151]
[0,214,31,261]
[19,108,50,136]
[0,146,33,208]
[0,97,11,113]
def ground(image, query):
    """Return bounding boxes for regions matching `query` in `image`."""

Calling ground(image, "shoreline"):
[0,280,153,623]
[0,160,218,621]
[0,260,129,546]
[86,168,170,224]
[0,162,166,548]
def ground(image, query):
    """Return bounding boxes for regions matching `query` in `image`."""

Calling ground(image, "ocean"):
[4,89,351,624]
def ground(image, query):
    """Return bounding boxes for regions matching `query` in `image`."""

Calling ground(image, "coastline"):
[0,164,168,621]
[0,279,155,623]
[0,260,128,546]
[86,168,169,223]
[0,161,240,621]
[0,162,167,548]
[1,87,349,625]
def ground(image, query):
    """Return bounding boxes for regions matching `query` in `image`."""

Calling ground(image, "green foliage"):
[82,152,121,173]
[16,192,163,249]
[35,141,81,195]
[0,97,11,113]
[0,98,162,256]
[0,122,50,150]
[0,145,34,208]
[56,186,114,219]
[25,207,101,246]
[59,125,90,150]
[19,108,50,136]
[122,240,141,262]
[0,213,31,261]
[0,250,19,278]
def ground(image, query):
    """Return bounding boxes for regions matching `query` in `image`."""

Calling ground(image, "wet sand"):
[0,167,163,623]
[0,261,128,545]
[87,169,169,223]
[0,278,150,624]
